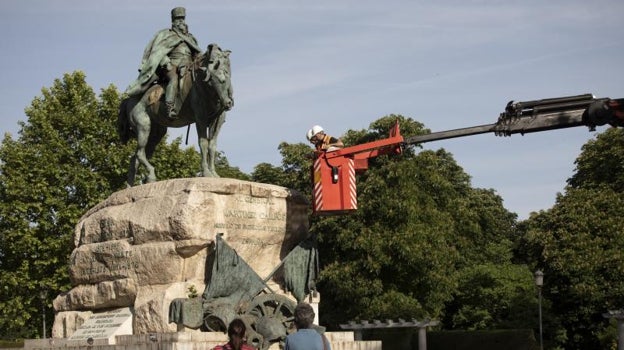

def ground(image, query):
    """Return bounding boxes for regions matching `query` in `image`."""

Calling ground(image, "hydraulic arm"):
[404,94,622,145]
[312,93,624,215]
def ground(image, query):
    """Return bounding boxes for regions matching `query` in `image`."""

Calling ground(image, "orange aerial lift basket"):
[311,122,404,215]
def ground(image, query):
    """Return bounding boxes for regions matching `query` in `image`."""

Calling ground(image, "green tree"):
[568,127,624,192]
[442,187,538,332]
[214,152,250,181]
[446,263,536,330]
[252,142,313,197]
[0,71,208,339]
[0,72,123,339]
[517,128,624,349]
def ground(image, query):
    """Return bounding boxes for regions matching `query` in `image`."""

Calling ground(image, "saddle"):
[147,63,196,110]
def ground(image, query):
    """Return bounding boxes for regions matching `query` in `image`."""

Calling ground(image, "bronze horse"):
[117,43,233,186]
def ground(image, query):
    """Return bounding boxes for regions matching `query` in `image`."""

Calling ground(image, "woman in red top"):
[213,319,256,350]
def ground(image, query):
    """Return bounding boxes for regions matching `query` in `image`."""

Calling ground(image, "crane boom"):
[404,94,611,145]
[312,93,623,215]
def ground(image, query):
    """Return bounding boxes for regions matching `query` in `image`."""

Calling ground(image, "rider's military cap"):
[171,7,186,20]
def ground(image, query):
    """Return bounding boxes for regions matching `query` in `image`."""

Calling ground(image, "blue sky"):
[1,0,623,219]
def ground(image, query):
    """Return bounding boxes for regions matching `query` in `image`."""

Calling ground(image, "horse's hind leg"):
[134,112,157,184]
[146,125,167,159]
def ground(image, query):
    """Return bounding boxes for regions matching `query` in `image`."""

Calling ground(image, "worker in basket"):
[306,125,344,152]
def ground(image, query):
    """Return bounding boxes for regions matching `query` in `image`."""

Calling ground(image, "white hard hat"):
[306,125,324,141]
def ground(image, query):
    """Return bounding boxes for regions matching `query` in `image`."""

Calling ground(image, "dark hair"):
[228,318,246,350]
[294,302,315,329]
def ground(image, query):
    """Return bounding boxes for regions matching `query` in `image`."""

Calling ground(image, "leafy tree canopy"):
[518,127,624,349]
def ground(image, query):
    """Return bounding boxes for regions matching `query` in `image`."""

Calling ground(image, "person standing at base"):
[284,302,331,350]
[212,318,256,350]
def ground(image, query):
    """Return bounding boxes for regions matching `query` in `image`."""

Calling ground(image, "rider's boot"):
[164,70,179,120]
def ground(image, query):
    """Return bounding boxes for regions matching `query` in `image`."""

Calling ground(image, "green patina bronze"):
[118,8,233,186]
[125,7,202,114]
[118,44,233,185]
[169,234,319,350]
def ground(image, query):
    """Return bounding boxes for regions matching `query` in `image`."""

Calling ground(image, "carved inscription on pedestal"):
[213,194,287,236]
[68,307,132,342]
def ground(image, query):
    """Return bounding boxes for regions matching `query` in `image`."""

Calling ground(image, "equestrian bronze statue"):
[117,43,233,186]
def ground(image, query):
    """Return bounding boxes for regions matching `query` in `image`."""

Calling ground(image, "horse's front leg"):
[207,112,226,177]
[196,121,216,177]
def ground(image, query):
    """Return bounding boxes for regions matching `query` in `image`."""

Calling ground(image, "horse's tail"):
[117,98,133,144]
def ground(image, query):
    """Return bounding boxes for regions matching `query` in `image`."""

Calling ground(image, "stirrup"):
[166,102,177,120]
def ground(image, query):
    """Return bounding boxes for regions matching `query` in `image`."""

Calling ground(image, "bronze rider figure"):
[125,7,202,120]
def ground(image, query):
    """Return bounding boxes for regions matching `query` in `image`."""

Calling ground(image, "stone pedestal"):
[52,178,309,338]
[309,293,321,325]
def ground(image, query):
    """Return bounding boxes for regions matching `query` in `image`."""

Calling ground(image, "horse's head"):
[204,43,233,111]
